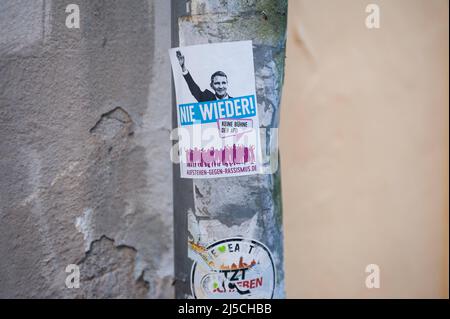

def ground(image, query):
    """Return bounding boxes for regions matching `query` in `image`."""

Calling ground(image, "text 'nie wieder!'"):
[178,95,257,126]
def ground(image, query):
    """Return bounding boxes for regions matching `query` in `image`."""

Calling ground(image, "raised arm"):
[176,50,203,102]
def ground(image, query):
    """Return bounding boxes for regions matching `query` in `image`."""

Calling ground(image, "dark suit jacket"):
[183,72,231,102]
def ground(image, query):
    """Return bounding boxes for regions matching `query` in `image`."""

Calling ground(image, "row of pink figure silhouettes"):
[185,145,256,165]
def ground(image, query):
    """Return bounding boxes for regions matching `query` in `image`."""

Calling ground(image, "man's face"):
[210,75,228,97]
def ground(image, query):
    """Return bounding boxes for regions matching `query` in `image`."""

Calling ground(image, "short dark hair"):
[210,71,227,83]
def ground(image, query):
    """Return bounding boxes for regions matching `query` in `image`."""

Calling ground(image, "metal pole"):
[172,0,287,299]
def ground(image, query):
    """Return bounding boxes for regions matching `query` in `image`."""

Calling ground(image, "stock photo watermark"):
[365,264,381,289]
[365,4,381,29]
[169,127,280,176]
[65,4,80,29]
[65,264,80,289]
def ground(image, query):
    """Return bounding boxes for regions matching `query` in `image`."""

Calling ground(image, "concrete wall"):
[0,0,173,298]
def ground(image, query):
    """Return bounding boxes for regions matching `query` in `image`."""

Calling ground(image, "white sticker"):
[169,41,262,178]
[189,238,276,299]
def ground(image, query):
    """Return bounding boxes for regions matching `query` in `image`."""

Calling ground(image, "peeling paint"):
[76,236,150,298]
[75,208,94,252]
[90,107,134,139]
[0,0,173,298]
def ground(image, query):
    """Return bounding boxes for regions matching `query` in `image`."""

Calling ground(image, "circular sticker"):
[191,237,275,299]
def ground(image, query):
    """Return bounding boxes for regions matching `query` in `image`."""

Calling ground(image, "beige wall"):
[281,0,448,298]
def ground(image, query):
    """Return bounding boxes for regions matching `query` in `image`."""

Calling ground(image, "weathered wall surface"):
[0,0,173,298]
[174,0,287,298]
[282,0,448,298]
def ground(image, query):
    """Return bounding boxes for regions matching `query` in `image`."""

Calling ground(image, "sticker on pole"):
[189,238,276,299]
[169,41,262,178]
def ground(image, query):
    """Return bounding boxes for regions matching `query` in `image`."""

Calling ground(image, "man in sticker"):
[176,50,232,102]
